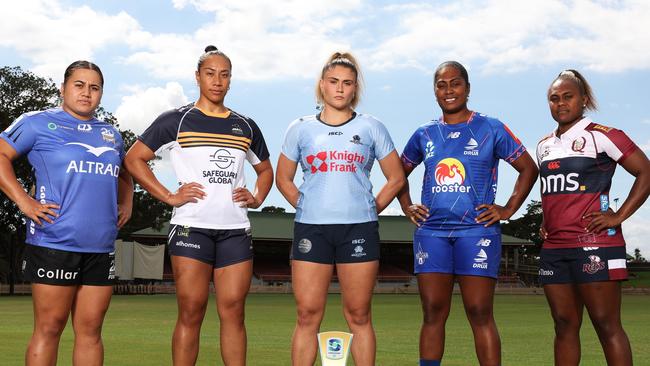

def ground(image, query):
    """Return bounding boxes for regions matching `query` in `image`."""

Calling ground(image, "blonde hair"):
[315,52,363,109]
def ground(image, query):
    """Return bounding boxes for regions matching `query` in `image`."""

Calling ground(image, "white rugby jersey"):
[537,117,637,248]
[139,104,269,229]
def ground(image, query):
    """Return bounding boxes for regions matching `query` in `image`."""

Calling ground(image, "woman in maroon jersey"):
[537,69,650,365]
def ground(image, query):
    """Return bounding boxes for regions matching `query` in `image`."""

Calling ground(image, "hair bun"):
[205,45,218,53]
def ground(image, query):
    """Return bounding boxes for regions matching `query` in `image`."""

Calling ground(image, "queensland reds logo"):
[306,152,328,173]
[582,255,606,274]
[435,158,465,185]
[571,137,586,152]
[432,158,472,193]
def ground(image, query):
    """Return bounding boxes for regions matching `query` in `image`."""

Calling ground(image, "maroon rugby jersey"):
[537,117,638,248]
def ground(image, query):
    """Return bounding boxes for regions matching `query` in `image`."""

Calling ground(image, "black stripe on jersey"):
[10,130,23,142]
[179,141,249,152]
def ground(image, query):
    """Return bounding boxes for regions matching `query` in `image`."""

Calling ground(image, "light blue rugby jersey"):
[281,112,395,224]
[1,108,125,253]
[401,112,526,237]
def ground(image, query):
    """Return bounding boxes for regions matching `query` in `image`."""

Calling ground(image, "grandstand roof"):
[130,212,534,246]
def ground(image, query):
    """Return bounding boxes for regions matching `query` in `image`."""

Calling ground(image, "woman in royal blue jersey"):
[397,61,538,366]
[538,70,650,366]
[276,52,405,366]
[124,46,273,366]
[0,61,133,365]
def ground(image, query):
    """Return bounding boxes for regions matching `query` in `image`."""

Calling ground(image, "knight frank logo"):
[306,150,365,173]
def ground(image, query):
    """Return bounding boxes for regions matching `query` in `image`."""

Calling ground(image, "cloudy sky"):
[2,0,650,255]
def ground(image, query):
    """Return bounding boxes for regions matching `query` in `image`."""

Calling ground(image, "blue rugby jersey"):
[401,112,526,237]
[281,112,395,224]
[1,108,124,252]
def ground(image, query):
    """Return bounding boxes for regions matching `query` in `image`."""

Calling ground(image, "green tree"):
[633,248,646,263]
[261,205,286,213]
[501,200,543,260]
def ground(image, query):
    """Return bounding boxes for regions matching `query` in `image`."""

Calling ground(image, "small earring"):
[583,104,586,107]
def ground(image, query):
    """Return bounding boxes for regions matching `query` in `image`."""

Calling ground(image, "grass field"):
[1,293,649,365]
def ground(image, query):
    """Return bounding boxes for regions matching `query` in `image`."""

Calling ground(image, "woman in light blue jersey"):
[397,61,537,366]
[276,52,406,366]
[0,61,133,365]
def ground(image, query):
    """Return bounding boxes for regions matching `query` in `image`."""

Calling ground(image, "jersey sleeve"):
[593,128,638,163]
[369,119,395,160]
[0,112,38,155]
[138,109,181,153]
[494,121,526,163]
[400,128,424,168]
[281,119,302,162]
[246,119,270,165]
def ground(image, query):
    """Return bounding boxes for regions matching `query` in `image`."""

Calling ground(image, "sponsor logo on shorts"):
[476,238,491,247]
[37,268,79,280]
[351,245,366,258]
[177,226,191,237]
[108,252,115,280]
[298,238,312,253]
[175,240,200,249]
[472,249,488,269]
[352,238,365,245]
[539,268,554,276]
[29,220,35,235]
[583,255,606,274]
[245,227,252,236]
[582,246,599,251]
[415,249,428,265]
[22,260,26,272]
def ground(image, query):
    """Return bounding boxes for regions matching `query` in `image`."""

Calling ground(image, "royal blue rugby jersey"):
[401,112,526,237]
[281,112,395,224]
[139,104,269,230]
[1,108,125,253]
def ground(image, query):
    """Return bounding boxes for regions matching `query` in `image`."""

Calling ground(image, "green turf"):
[0,293,649,365]
[625,271,650,288]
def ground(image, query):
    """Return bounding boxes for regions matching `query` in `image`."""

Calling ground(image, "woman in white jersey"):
[276,52,406,366]
[124,46,273,365]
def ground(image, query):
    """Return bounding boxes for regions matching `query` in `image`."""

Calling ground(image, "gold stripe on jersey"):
[178,132,251,151]
[180,137,250,149]
[180,141,249,152]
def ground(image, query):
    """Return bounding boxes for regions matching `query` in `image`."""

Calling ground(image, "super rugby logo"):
[433,158,472,193]
[306,150,366,173]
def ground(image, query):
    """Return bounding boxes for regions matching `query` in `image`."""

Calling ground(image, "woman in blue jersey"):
[538,70,650,366]
[276,52,406,366]
[397,61,538,366]
[0,61,133,365]
[124,46,273,366]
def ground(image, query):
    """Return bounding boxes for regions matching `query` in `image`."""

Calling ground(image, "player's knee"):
[177,299,208,326]
[343,306,371,327]
[590,315,623,338]
[218,299,246,323]
[35,316,68,339]
[296,306,323,328]
[464,304,493,326]
[421,301,450,324]
[553,313,582,335]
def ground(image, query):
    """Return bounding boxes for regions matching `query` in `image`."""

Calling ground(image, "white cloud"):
[622,214,650,259]
[114,82,189,134]
[369,0,650,73]
[0,0,142,81]
[120,0,362,81]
